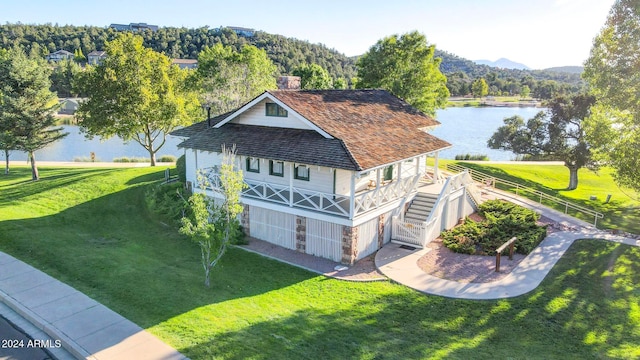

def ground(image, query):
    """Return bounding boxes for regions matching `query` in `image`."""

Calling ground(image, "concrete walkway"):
[375,188,640,300]
[0,252,187,360]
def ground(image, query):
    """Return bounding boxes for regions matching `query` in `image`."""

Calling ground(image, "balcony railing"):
[201,168,422,219]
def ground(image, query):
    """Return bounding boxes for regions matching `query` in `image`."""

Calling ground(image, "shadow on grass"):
[179,240,640,359]
[0,170,316,330]
[2,167,640,359]
[0,167,119,204]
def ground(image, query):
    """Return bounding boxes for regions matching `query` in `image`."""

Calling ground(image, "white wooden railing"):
[391,172,476,247]
[202,169,421,219]
[447,164,604,226]
[353,175,421,216]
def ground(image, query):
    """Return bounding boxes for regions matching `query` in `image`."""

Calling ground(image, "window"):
[383,165,394,181]
[269,160,284,177]
[266,103,288,117]
[246,157,260,173]
[294,164,310,181]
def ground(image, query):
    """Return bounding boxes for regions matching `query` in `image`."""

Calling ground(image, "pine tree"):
[0,47,67,180]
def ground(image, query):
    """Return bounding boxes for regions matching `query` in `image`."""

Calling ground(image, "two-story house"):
[172,78,478,265]
[46,50,74,62]
[87,51,107,65]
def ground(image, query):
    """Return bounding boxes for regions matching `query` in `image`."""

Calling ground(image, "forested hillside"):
[0,23,357,81]
[0,23,583,97]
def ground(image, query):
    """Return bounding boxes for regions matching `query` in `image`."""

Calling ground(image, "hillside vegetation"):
[1,23,582,97]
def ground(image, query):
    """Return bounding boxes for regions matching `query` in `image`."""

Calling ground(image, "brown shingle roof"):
[172,90,451,171]
[178,124,359,170]
[269,90,450,170]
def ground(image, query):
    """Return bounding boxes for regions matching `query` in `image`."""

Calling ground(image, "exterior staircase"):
[404,192,439,222]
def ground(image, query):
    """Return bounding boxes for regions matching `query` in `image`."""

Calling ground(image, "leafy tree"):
[520,85,531,99]
[50,59,82,97]
[488,94,597,190]
[196,43,277,115]
[180,146,245,287]
[292,63,333,89]
[333,77,348,89]
[75,33,198,166]
[583,0,640,191]
[356,31,450,116]
[471,78,488,98]
[0,47,67,180]
[73,48,86,63]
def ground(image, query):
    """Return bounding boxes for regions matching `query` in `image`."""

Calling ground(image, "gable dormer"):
[226,98,315,130]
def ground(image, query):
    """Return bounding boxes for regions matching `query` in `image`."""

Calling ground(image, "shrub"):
[113,156,151,163]
[441,199,547,255]
[454,154,489,161]
[145,182,188,226]
[441,219,485,254]
[158,155,177,163]
[176,155,186,183]
[73,156,101,162]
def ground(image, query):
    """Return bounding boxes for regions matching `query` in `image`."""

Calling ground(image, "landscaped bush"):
[441,199,547,255]
[158,155,177,162]
[454,154,489,161]
[176,155,186,183]
[145,181,247,245]
[145,182,188,225]
[73,156,101,162]
[113,156,151,163]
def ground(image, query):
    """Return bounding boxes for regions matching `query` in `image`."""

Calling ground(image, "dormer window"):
[266,103,288,117]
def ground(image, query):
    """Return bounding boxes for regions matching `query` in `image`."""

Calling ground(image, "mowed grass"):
[1,166,640,359]
[440,161,640,234]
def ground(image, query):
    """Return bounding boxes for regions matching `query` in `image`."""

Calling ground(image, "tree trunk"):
[149,148,156,167]
[4,149,9,175]
[204,265,210,288]
[567,166,579,190]
[29,151,39,181]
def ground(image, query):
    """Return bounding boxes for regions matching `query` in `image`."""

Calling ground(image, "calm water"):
[433,106,544,161]
[6,127,183,162]
[2,106,544,163]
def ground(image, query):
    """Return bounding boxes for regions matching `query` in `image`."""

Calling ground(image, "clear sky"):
[1,0,615,69]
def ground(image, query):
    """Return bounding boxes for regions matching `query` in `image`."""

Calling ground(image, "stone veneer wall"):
[378,213,386,248]
[295,215,306,253]
[341,226,359,265]
[240,205,250,238]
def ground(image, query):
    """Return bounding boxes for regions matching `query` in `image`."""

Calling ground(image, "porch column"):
[349,172,356,219]
[289,162,294,207]
[434,152,440,183]
[415,157,420,176]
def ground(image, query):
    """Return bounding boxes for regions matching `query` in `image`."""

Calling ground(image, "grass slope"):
[1,166,639,359]
[444,161,640,234]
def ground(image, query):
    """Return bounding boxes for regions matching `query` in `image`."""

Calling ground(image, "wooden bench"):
[495,237,517,272]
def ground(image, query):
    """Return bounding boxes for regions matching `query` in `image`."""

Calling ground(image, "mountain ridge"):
[474,58,531,70]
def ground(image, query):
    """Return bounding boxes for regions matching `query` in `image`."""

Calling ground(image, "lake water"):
[3,106,544,163]
[432,106,544,161]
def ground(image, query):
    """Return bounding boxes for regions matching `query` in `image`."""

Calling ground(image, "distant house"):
[58,98,82,114]
[109,23,159,32]
[172,59,198,70]
[227,26,255,37]
[171,76,478,265]
[46,50,74,62]
[87,51,107,65]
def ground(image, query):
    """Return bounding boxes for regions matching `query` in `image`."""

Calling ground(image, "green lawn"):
[1,166,639,359]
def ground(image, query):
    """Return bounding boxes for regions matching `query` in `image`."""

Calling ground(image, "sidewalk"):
[375,190,640,299]
[0,252,187,360]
